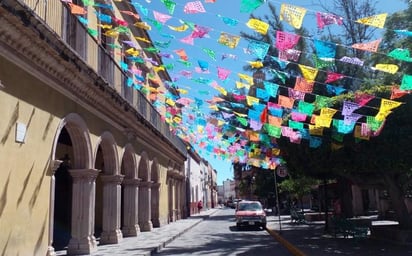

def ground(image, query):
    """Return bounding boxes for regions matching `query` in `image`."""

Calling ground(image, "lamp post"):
[273,166,287,233]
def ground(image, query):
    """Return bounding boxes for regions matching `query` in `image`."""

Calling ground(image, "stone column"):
[138,181,153,231]
[122,178,141,237]
[67,169,100,255]
[100,174,124,244]
[151,183,160,227]
[169,179,176,222]
[175,180,181,220]
[46,160,62,256]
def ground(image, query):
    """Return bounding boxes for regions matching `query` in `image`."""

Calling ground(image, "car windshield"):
[238,202,262,211]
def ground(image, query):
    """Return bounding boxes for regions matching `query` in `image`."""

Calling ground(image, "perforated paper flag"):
[184,1,206,14]
[276,31,300,50]
[280,4,307,29]
[218,32,241,48]
[246,19,269,35]
[316,12,343,29]
[356,13,387,28]
[352,39,381,52]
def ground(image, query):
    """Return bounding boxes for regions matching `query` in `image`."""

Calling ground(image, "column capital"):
[138,181,153,187]
[151,182,161,189]
[123,178,142,186]
[69,168,100,180]
[50,160,63,175]
[101,174,125,184]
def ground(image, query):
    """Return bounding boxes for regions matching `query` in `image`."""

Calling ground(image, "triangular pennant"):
[356,13,387,28]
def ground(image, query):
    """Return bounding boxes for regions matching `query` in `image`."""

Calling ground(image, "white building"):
[223,179,236,203]
[185,147,204,215]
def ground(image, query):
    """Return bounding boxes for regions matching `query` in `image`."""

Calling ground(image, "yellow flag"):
[356,13,387,28]
[315,116,332,128]
[125,48,139,56]
[320,108,337,118]
[215,86,227,96]
[218,32,241,48]
[280,4,307,29]
[233,111,247,117]
[104,30,119,38]
[246,96,260,106]
[374,64,399,74]
[272,148,281,156]
[153,66,165,73]
[298,65,318,81]
[168,24,189,32]
[135,36,151,43]
[380,98,402,113]
[134,22,151,30]
[97,24,112,29]
[166,98,175,106]
[248,61,264,68]
[177,88,188,94]
[236,81,250,89]
[238,73,254,84]
[246,18,269,35]
[309,125,323,135]
[375,110,391,121]
[209,105,219,111]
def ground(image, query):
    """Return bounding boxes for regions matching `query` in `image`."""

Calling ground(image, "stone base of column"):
[46,246,56,256]
[67,236,97,255]
[99,229,123,244]
[139,221,153,232]
[151,218,160,228]
[122,224,140,237]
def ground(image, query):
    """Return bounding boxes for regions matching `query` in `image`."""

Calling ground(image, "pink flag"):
[276,30,300,50]
[325,72,344,83]
[180,35,194,45]
[354,93,374,106]
[316,12,343,29]
[153,11,172,24]
[191,25,211,38]
[217,67,231,80]
[184,1,206,14]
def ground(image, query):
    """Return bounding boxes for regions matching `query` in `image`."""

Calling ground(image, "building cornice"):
[0,1,186,161]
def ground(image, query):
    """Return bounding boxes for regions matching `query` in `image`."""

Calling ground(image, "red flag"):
[260,106,268,123]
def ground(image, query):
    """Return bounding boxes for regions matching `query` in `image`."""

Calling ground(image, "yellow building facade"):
[0,1,187,255]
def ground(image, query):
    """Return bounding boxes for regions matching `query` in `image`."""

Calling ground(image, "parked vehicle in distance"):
[235,200,267,229]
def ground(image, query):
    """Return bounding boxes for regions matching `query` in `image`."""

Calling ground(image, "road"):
[156,207,291,256]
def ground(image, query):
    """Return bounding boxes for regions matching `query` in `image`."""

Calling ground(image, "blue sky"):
[137,0,408,184]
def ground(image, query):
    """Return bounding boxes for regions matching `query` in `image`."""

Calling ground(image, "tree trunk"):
[383,173,412,229]
[337,177,354,218]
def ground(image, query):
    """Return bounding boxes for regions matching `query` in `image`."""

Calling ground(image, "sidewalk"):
[89,208,218,256]
[266,214,412,256]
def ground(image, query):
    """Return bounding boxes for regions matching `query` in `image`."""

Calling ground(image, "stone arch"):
[150,158,160,227]
[137,151,153,231]
[94,131,119,175]
[49,113,97,255]
[137,151,150,181]
[121,144,137,179]
[51,113,92,169]
[94,131,123,244]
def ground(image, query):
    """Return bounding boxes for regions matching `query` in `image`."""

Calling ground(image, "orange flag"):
[352,39,382,52]
[69,3,87,15]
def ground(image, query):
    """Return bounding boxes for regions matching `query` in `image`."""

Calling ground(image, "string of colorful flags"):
[61,0,412,168]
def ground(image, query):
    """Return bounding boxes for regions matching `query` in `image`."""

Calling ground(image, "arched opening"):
[151,159,160,227]
[94,145,105,239]
[52,127,73,250]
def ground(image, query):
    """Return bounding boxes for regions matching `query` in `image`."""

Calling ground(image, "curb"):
[266,228,307,256]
